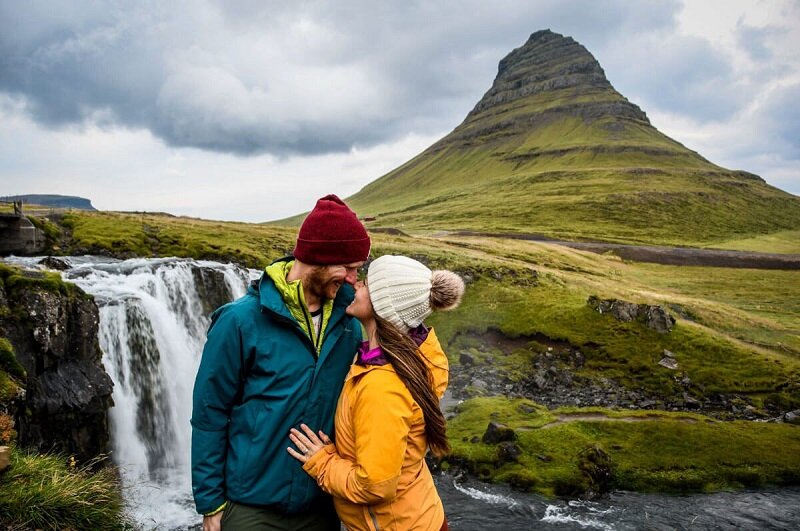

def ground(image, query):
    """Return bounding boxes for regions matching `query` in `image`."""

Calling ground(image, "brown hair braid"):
[373,315,450,456]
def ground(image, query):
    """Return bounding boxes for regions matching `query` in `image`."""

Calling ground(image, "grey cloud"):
[600,32,746,122]
[736,23,778,62]
[0,0,697,156]
[760,83,800,160]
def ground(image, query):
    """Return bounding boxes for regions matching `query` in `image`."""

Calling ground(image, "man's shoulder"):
[211,290,260,322]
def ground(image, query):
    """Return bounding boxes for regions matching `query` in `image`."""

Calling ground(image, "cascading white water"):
[59,256,256,529]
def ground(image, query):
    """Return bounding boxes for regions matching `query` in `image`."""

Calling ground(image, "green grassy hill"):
[340,30,800,247]
[16,210,800,496]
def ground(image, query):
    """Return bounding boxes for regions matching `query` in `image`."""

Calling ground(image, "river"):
[5,255,799,530]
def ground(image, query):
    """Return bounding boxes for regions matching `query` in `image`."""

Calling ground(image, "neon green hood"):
[265,260,333,353]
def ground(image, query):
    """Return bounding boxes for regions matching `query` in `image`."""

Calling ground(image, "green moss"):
[0,263,74,297]
[27,215,62,242]
[447,399,800,495]
[0,338,25,381]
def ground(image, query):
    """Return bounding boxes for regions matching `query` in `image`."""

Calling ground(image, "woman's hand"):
[287,423,332,463]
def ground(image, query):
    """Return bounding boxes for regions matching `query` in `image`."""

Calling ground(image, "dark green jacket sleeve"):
[191,306,245,515]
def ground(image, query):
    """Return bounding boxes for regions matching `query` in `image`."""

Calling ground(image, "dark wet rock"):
[38,256,71,270]
[459,351,475,366]
[191,265,238,316]
[482,421,516,444]
[587,296,675,333]
[578,444,616,498]
[536,454,553,462]
[496,442,523,464]
[0,282,113,462]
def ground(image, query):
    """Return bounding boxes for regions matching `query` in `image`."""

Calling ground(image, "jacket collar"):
[253,255,356,326]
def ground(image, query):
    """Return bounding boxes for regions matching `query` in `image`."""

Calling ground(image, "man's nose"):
[344,269,359,285]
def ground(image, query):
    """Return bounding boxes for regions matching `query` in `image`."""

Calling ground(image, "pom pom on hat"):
[368,255,465,329]
[293,194,371,265]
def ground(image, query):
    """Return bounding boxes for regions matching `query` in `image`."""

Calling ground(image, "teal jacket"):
[191,258,361,515]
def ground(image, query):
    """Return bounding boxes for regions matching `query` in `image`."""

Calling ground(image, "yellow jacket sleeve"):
[304,369,416,504]
[420,329,449,400]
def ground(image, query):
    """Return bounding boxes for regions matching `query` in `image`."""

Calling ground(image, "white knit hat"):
[367,255,433,329]
[367,255,465,329]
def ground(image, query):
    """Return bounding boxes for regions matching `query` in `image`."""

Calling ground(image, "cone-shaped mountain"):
[343,31,800,246]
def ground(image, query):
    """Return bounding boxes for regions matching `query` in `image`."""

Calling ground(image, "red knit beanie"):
[293,194,371,265]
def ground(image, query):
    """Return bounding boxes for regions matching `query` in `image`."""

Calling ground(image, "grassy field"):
[11,210,800,496]
[54,211,297,269]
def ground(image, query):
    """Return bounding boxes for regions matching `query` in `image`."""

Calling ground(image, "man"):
[191,194,370,530]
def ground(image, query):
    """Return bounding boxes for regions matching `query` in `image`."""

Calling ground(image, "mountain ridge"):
[338,30,799,246]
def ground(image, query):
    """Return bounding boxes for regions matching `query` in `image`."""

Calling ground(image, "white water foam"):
[453,481,520,508]
[541,503,616,530]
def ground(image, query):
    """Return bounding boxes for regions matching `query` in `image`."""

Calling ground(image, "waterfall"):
[60,256,256,529]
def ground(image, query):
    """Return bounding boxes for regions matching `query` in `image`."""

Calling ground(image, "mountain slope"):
[344,30,800,246]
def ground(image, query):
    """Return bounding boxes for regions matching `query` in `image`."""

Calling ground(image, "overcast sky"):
[1,0,798,222]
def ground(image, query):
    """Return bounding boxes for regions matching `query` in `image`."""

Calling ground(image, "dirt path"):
[446,231,800,270]
[536,412,708,429]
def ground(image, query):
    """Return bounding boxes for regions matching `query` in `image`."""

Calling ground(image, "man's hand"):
[203,511,223,531]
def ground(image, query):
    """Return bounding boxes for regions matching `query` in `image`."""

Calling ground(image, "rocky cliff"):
[0,266,113,463]
[446,29,655,151]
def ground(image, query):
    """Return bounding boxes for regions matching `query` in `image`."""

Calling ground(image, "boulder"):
[38,256,71,271]
[578,444,616,497]
[496,442,523,464]
[459,351,475,366]
[784,410,800,425]
[482,421,516,444]
[587,296,675,333]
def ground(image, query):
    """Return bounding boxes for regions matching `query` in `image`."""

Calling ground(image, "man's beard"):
[307,267,341,300]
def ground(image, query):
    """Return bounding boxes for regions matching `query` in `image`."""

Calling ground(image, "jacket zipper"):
[367,506,380,531]
[296,284,321,358]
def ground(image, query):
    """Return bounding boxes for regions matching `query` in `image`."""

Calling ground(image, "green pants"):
[220,499,340,531]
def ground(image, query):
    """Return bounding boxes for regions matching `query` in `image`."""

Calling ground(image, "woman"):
[287,255,465,531]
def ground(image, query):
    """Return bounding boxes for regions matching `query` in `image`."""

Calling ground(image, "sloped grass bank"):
[0,447,134,531]
[54,212,297,269]
[445,397,800,496]
[430,278,800,411]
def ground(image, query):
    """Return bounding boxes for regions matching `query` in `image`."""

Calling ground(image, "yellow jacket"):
[303,328,449,531]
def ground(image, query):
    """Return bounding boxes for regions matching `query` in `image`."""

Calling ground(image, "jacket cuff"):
[203,501,227,517]
[303,444,335,477]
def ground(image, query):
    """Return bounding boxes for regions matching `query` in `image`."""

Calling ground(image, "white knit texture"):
[367,255,433,329]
